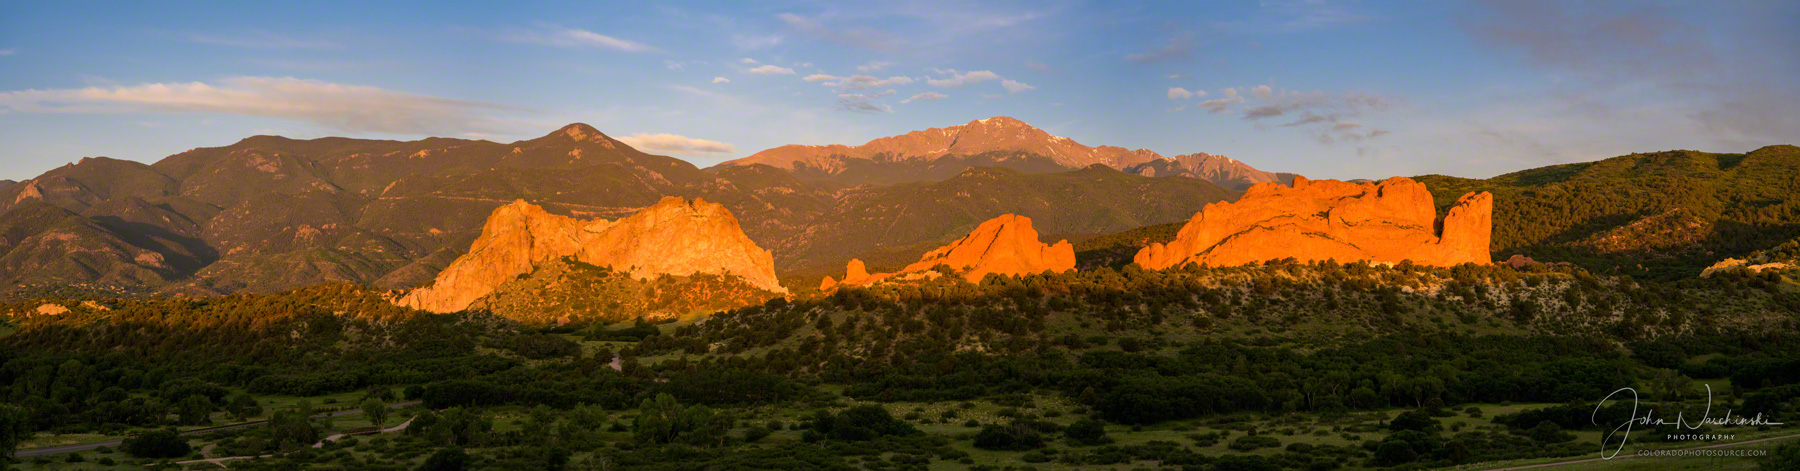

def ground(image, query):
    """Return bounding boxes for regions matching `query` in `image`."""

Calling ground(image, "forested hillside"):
[1415,145,1800,280]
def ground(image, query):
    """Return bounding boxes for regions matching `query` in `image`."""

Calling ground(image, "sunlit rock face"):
[828,214,1076,288]
[399,197,783,313]
[1135,176,1492,269]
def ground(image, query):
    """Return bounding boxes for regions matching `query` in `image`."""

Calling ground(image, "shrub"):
[122,428,191,458]
[417,448,469,471]
[1064,419,1111,446]
[972,422,1044,451]
[1228,435,1281,451]
[803,405,918,442]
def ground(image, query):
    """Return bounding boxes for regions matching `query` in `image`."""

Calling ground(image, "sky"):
[1,0,1795,182]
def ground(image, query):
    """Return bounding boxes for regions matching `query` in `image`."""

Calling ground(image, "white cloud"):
[1199,88,1244,113]
[1252,85,1274,100]
[748,65,796,75]
[0,76,518,135]
[856,60,894,72]
[712,77,730,83]
[1001,80,1034,93]
[803,74,839,83]
[926,69,1001,87]
[500,25,657,53]
[0,48,13,56]
[901,92,947,103]
[615,133,736,155]
[843,75,914,89]
[740,58,759,64]
[1168,87,1194,100]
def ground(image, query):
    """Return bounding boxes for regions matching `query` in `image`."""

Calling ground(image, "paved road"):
[11,401,419,458]
[1475,432,1800,470]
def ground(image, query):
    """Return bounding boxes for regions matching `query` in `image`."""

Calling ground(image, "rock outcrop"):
[1700,258,1794,277]
[827,214,1076,288]
[1134,176,1492,269]
[399,197,783,313]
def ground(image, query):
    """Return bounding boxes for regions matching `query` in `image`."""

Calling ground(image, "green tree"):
[226,394,263,420]
[633,394,683,444]
[1764,442,1800,471]
[362,398,389,428]
[176,395,213,426]
[0,404,31,460]
[121,428,191,459]
[268,406,319,450]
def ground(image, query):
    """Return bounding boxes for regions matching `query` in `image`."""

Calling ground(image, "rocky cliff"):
[1134,176,1492,269]
[827,214,1076,287]
[1123,153,1301,191]
[399,197,782,313]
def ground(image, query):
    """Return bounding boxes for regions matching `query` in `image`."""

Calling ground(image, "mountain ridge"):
[713,116,1292,189]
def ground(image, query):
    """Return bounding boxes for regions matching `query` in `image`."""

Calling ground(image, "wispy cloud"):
[776,13,899,52]
[1230,85,1397,144]
[1199,88,1243,113]
[731,34,783,50]
[615,133,736,155]
[499,24,658,53]
[0,76,521,135]
[0,48,18,56]
[666,84,747,108]
[185,31,340,49]
[747,65,795,75]
[901,92,947,103]
[809,75,913,89]
[712,77,730,84]
[1168,87,1209,100]
[1464,0,1798,149]
[1263,0,1373,31]
[925,69,1000,87]
[836,89,897,113]
[1126,31,1194,63]
[856,60,894,72]
[1001,80,1034,93]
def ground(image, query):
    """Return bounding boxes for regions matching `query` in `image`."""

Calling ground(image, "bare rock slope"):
[1135,176,1492,269]
[825,214,1075,288]
[399,197,783,313]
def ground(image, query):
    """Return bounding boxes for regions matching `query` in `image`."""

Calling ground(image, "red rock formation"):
[1134,176,1492,269]
[828,214,1076,288]
[576,197,783,293]
[400,197,783,313]
[395,200,598,313]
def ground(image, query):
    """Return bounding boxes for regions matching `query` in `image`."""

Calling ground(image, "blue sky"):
[1,0,1794,182]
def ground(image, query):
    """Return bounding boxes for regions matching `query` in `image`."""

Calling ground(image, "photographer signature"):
[1595,385,1783,459]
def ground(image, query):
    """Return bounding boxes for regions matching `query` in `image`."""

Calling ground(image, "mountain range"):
[712,116,1289,190]
[1,115,1792,299]
[0,117,1245,298]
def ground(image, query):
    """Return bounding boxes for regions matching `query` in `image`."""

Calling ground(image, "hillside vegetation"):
[1414,145,1800,279]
